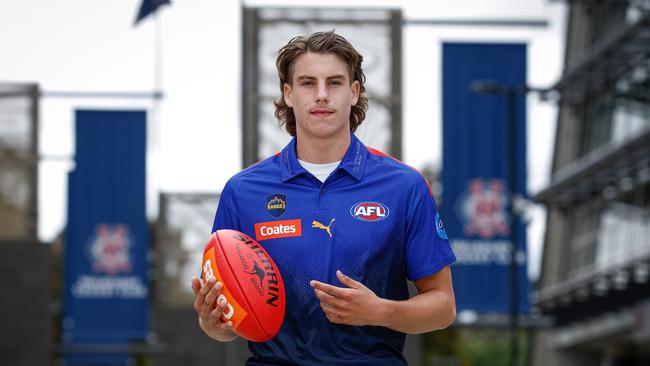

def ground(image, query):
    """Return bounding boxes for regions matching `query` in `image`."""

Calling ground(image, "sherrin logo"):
[254,219,302,241]
[350,202,390,222]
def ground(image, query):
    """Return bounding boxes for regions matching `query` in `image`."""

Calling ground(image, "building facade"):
[532,1,650,365]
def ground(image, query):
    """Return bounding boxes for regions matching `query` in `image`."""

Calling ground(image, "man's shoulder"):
[365,147,426,184]
[227,154,281,186]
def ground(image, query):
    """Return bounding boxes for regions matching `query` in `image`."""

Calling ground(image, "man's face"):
[283,52,360,141]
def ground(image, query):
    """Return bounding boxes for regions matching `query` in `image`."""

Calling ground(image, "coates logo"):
[350,202,390,222]
[457,178,510,239]
[87,223,133,275]
[254,219,302,241]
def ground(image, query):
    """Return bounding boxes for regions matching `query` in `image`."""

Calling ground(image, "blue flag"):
[62,110,149,364]
[442,43,530,314]
[134,0,170,25]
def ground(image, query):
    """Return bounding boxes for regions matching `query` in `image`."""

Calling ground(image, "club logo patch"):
[435,212,448,240]
[266,194,287,217]
[350,202,390,222]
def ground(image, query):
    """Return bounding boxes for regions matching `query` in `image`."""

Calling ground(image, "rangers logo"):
[457,179,510,239]
[350,202,390,222]
[266,194,287,217]
[87,223,133,275]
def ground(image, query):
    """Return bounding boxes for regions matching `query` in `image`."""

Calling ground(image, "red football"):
[201,229,286,342]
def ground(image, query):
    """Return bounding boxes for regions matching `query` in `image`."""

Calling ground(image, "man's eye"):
[329,80,342,86]
[301,81,314,86]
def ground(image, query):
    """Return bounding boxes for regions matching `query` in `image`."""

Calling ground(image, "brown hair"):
[274,30,369,136]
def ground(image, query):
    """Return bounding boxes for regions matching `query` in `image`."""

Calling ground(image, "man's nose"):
[316,82,328,102]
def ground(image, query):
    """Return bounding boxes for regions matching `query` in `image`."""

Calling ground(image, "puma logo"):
[244,261,266,289]
[312,218,335,237]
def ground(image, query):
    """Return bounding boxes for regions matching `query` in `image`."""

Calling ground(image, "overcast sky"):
[0,0,567,279]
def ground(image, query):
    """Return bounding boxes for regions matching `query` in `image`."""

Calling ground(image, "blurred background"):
[0,0,648,365]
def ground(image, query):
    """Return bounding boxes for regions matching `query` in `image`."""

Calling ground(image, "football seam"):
[218,232,273,341]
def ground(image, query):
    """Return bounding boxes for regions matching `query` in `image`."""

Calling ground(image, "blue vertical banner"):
[442,43,529,314]
[63,110,149,363]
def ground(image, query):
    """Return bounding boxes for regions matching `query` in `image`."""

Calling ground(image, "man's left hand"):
[310,270,390,327]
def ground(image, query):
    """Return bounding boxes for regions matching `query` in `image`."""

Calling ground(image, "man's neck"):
[296,132,351,164]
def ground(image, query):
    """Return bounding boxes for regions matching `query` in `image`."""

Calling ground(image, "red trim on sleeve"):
[366,147,434,195]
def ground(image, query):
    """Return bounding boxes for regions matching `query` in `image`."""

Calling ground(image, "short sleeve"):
[211,179,240,233]
[404,177,456,281]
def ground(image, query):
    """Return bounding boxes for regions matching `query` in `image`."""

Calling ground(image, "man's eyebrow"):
[295,74,347,80]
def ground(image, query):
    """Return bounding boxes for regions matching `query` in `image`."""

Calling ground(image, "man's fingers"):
[314,288,345,308]
[310,280,347,299]
[191,281,201,311]
[196,277,215,312]
[191,276,202,296]
[336,270,362,289]
[207,296,228,325]
[200,277,216,297]
[221,320,234,330]
[194,284,207,312]
[201,281,223,315]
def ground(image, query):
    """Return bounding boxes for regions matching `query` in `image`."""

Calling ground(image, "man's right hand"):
[191,276,239,342]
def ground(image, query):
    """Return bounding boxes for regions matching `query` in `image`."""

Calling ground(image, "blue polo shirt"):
[212,133,455,365]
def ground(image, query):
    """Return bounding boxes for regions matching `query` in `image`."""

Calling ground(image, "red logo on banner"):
[459,179,510,239]
[89,223,133,275]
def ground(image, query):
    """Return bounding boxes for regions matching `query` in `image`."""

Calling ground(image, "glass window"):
[596,181,650,271]
[580,63,650,155]
[581,93,614,156]
[567,199,602,277]
[612,64,650,143]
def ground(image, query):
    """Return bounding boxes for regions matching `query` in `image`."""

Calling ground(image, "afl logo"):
[350,202,390,222]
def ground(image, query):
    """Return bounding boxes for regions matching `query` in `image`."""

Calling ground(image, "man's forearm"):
[379,289,456,334]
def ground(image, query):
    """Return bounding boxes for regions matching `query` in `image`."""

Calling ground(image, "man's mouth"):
[310,109,334,117]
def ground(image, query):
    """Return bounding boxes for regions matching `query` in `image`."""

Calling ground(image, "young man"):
[191,30,456,365]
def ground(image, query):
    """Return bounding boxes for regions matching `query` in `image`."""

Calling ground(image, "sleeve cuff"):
[408,253,457,282]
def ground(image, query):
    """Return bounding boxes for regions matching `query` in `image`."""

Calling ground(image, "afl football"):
[201,229,286,342]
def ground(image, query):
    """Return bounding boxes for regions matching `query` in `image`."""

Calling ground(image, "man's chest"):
[237,180,403,239]
[232,179,406,279]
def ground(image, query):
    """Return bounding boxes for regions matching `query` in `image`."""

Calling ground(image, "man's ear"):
[283,83,293,108]
[351,80,360,106]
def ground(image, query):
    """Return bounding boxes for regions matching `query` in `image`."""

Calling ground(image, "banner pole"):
[507,89,520,366]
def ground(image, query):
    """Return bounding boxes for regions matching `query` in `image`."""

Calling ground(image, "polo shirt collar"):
[279,133,368,182]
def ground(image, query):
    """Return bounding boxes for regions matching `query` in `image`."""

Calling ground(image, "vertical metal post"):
[30,84,39,240]
[390,10,403,160]
[507,89,520,366]
[242,7,259,168]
